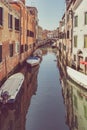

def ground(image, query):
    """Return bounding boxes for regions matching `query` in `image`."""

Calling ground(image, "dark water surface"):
[26,50,69,130]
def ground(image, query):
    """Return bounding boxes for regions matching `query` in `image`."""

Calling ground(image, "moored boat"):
[0,73,24,104]
[67,66,87,89]
[51,42,57,48]
[26,56,40,67]
[33,49,42,58]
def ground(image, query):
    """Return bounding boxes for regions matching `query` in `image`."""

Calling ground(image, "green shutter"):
[85,12,87,25]
[84,35,87,48]
[74,36,77,47]
[74,16,78,27]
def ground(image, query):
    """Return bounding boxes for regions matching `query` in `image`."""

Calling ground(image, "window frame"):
[0,7,3,26]
[74,16,78,27]
[84,35,87,48]
[9,44,13,57]
[8,13,13,29]
[84,12,87,25]
[15,18,20,31]
[74,35,78,47]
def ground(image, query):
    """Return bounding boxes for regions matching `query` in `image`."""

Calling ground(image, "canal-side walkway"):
[26,50,69,130]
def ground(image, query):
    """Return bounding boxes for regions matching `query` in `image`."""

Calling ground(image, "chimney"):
[65,0,71,6]
[21,0,25,4]
[6,0,25,4]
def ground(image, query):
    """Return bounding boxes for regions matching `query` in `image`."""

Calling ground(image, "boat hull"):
[26,57,40,67]
[0,73,24,104]
[33,49,42,58]
[67,66,87,89]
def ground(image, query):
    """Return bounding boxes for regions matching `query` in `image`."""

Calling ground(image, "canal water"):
[25,48,69,130]
[0,47,87,130]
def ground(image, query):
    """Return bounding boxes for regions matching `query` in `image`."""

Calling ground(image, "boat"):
[0,73,24,104]
[51,42,57,48]
[67,66,87,89]
[33,49,42,58]
[26,56,40,67]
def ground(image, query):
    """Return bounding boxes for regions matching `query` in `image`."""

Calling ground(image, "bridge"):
[37,38,59,47]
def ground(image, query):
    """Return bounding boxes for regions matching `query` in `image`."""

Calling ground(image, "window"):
[85,57,87,62]
[74,16,78,27]
[74,36,77,47]
[85,12,87,25]
[29,44,32,49]
[0,7,3,26]
[67,30,69,39]
[30,10,35,15]
[9,44,13,57]
[8,13,13,29]
[27,30,29,36]
[0,45,2,62]
[15,42,20,53]
[27,30,34,37]
[67,14,69,22]
[30,31,34,37]
[74,55,76,61]
[15,18,19,31]
[20,45,24,53]
[84,35,87,48]
[25,44,28,51]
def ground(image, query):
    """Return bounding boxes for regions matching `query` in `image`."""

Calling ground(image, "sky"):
[26,0,65,30]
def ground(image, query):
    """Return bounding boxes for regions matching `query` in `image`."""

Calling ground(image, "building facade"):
[0,1,20,80]
[0,1,38,81]
[72,0,87,73]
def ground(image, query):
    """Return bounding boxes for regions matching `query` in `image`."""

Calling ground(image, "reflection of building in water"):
[0,64,39,130]
[61,75,87,130]
[60,77,73,130]
[57,48,87,130]
[67,80,87,130]
[57,53,67,79]
[41,48,48,56]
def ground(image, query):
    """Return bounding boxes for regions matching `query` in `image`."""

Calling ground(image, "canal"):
[0,47,87,130]
[25,47,68,130]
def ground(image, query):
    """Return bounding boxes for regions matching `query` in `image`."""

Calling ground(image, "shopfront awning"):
[80,61,87,65]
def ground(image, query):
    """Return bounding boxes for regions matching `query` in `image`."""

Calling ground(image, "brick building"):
[0,1,38,81]
[0,1,20,80]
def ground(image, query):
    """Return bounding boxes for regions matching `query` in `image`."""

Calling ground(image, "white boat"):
[0,73,24,104]
[26,56,40,67]
[67,66,87,89]
[33,49,42,58]
[52,42,56,48]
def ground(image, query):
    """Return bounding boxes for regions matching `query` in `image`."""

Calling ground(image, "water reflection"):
[59,65,87,130]
[1,46,86,130]
[0,64,39,130]
[26,48,69,130]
